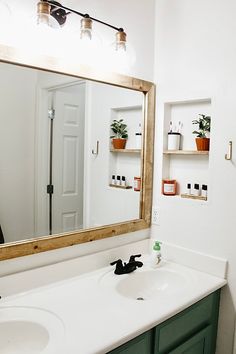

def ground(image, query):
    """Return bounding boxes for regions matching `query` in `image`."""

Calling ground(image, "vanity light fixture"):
[37,0,127,54]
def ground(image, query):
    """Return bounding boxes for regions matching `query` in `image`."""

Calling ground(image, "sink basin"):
[99,264,192,300]
[0,306,65,354]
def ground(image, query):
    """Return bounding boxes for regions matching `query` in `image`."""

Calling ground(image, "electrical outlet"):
[152,207,158,224]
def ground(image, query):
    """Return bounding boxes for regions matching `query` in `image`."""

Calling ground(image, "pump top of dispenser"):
[153,241,162,251]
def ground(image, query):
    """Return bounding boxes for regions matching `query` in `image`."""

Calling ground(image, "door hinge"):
[48,109,55,120]
[47,184,54,195]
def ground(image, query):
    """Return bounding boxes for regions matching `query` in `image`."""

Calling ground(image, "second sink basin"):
[99,262,193,300]
[0,306,65,354]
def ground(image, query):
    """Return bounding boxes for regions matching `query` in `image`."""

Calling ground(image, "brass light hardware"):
[81,17,93,30]
[37,1,51,16]
[37,1,51,26]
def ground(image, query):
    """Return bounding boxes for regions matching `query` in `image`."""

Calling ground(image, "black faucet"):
[110,254,143,275]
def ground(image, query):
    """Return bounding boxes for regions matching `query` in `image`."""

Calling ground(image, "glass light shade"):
[80,17,93,41]
[37,12,60,30]
[78,32,103,66]
[116,40,126,52]
[32,2,62,56]
[106,39,136,73]
[60,20,103,67]
[13,14,63,57]
[80,27,92,41]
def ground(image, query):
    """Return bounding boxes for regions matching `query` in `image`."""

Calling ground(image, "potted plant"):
[110,119,128,149]
[192,114,211,151]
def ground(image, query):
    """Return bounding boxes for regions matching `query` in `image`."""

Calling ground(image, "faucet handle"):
[110,259,125,275]
[110,259,122,266]
[128,254,142,263]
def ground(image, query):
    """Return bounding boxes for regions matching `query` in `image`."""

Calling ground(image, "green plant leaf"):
[110,118,128,139]
[192,114,211,137]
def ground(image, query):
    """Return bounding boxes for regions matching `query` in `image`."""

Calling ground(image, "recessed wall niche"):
[162,98,211,200]
[109,105,142,190]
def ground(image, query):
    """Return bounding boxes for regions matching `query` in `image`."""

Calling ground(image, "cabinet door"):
[168,326,211,354]
[154,292,219,354]
[108,330,153,354]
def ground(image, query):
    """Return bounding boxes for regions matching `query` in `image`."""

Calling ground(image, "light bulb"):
[80,17,92,41]
[37,1,60,29]
[115,30,127,51]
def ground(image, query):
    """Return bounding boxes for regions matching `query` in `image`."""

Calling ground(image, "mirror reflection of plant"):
[110,119,128,139]
[192,114,211,138]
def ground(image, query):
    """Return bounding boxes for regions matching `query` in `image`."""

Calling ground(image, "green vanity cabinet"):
[108,290,220,354]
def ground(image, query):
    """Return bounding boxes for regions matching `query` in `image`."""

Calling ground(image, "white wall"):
[152,1,236,352]
[0,63,37,242]
[87,82,142,227]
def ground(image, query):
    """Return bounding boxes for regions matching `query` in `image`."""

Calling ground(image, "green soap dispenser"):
[151,241,162,267]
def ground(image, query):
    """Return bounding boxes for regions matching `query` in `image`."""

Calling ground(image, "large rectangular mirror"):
[0,44,155,261]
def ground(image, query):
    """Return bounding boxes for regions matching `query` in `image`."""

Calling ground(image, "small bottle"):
[135,133,142,149]
[193,183,200,196]
[201,184,208,198]
[121,176,126,187]
[187,183,191,195]
[134,177,141,191]
[150,241,162,267]
[111,175,116,185]
[116,175,121,186]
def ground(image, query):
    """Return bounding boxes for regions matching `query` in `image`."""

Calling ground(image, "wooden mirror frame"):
[0,44,155,261]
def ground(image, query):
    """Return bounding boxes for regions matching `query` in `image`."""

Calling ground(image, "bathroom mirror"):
[0,44,155,261]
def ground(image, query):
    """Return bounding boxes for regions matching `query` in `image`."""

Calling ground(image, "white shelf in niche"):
[161,194,209,206]
[110,148,141,154]
[163,150,209,155]
[109,184,132,190]
[162,98,211,197]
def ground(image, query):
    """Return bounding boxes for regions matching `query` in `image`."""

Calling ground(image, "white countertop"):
[0,254,227,354]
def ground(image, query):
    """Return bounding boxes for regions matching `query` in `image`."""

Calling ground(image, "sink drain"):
[136,297,145,301]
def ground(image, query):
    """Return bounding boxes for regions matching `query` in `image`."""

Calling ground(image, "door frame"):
[35,79,89,237]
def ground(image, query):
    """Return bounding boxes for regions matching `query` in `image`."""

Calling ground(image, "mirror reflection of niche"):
[109,106,142,221]
[0,62,143,244]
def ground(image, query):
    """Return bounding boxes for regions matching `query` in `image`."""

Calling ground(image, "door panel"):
[52,84,85,233]
[169,326,211,354]
[62,136,78,195]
